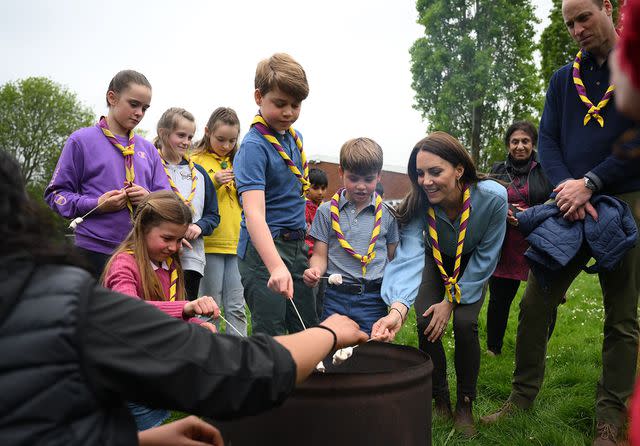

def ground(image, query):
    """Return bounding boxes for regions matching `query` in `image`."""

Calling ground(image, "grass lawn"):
[396,272,612,445]
[169,272,622,445]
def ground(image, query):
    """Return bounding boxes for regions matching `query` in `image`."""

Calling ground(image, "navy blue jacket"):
[517,195,637,274]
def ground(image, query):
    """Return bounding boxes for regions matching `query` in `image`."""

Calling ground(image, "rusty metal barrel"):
[211,341,433,446]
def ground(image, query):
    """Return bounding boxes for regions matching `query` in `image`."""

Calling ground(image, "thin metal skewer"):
[289,298,307,330]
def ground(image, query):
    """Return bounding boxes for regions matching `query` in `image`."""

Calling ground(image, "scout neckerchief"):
[158,149,197,209]
[573,49,615,127]
[126,250,178,301]
[251,114,309,196]
[209,150,235,192]
[426,184,471,303]
[330,188,382,277]
[98,116,135,215]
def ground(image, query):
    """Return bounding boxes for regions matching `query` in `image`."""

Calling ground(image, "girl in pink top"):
[103,190,220,326]
[102,190,219,430]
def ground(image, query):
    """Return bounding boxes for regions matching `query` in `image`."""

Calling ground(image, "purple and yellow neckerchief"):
[98,116,135,215]
[572,49,616,127]
[157,149,198,210]
[330,188,382,277]
[426,184,471,303]
[126,250,178,301]
[209,150,235,192]
[251,114,309,196]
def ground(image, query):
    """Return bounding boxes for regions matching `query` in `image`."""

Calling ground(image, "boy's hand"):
[303,267,321,287]
[183,296,221,318]
[185,223,202,240]
[268,265,294,299]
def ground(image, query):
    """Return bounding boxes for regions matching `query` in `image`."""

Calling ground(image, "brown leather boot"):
[480,400,518,424]
[454,396,477,438]
[593,422,619,446]
[433,394,453,420]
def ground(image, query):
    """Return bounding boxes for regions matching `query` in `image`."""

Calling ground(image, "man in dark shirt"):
[482,1,640,445]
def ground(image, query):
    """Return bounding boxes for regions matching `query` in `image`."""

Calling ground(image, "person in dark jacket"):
[486,121,554,355]
[0,150,368,446]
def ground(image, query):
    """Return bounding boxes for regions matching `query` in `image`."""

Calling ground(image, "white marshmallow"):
[332,346,354,365]
[316,361,326,373]
[328,273,343,286]
[69,217,83,230]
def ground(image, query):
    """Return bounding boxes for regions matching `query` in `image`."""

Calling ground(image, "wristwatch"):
[584,176,598,192]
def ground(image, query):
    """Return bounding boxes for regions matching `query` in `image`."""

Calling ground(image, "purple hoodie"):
[45,124,170,254]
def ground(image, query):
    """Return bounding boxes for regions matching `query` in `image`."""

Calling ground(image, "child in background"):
[45,70,170,276]
[155,107,219,300]
[303,138,399,336]
[305,167,328,318]
[234,53,318,335]
[191,107,247,336]
[305,168,328,256]
[102,190,219,431]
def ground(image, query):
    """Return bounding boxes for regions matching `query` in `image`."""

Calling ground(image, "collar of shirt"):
[150,260,170,271]
[337,189,376,212]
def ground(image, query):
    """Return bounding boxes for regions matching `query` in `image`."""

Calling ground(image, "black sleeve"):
[78,286,296,419]
[194,163,220,236]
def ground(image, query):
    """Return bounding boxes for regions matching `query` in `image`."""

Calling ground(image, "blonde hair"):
[154,107,196,150]
[339,137,384,175]
[192,107,240,160]
[102,191,192,301]
[255,53,309,102]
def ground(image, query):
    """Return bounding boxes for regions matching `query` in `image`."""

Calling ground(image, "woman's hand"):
[423,300,454,342]
[371,313,402,342]
[320,314,369,349]
[183,296,221,319]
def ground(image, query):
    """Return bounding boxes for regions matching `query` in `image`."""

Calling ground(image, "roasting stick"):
[200,314,245,337]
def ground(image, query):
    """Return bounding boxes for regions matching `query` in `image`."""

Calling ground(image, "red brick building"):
[308,155,411,206]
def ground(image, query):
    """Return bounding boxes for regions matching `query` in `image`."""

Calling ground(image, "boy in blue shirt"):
[303,138,399,335]
[234,53,318,336]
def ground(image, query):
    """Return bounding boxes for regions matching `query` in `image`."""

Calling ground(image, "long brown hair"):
[192,107,240,162]
[102,191,192,301]
[397,131,488,225]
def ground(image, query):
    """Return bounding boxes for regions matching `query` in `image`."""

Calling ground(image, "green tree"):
[410,0,542,169]
[540,0,620,86]
[0,77,94,197]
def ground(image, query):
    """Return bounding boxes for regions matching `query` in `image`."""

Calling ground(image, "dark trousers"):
[184,270,203,301]
[415,252,485,402]
[75,247,111,279]
[509,191,640,426]
[238,238,318,336]
[487,276,558,354]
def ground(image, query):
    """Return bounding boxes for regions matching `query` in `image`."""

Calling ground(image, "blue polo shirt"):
[538,51,640,194]
[234,125,307,258]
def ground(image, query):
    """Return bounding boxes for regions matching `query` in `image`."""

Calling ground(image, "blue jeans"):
[322,287,387,336]
[199,253,247,336]
[127,402,169,431]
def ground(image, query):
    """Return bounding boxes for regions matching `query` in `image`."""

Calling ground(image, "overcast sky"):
[1,0,553,168]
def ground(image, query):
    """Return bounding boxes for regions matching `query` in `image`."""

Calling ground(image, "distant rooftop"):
[308,154,407,175]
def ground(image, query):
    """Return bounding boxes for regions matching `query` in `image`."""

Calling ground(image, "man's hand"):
[554,179,593,216]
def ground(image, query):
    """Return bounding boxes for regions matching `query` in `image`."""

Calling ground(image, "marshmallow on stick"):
[327,274,343,285]
[332,346,354,365]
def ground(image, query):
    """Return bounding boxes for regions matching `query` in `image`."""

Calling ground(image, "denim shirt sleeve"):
[457,190,508,304]
[381,216,425,308]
